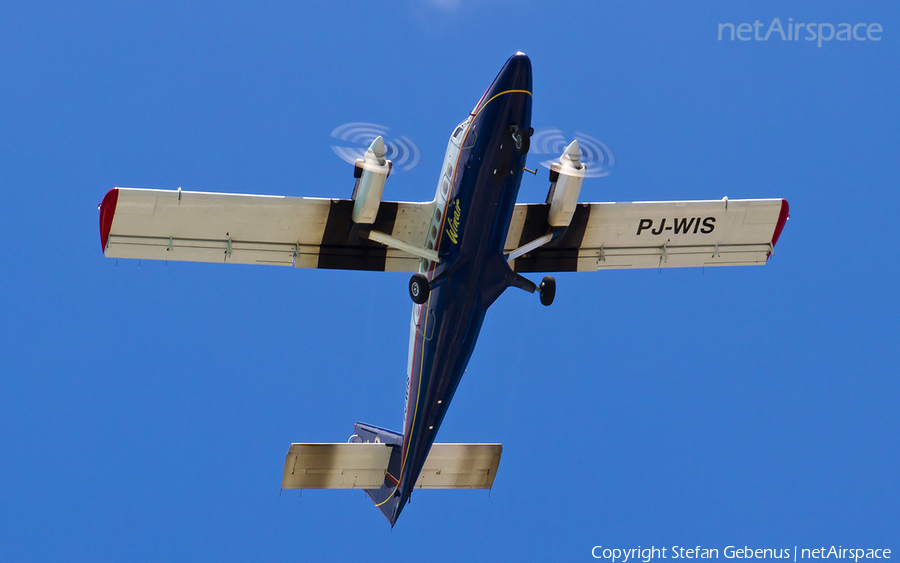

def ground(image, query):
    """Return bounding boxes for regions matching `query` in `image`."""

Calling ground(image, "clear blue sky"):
[1,1,897,561]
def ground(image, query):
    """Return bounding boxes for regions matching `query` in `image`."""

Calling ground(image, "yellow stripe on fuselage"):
[472,89,532,120]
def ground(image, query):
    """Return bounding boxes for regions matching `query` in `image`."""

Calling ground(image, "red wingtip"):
[766,199,789,261]
[99,188,119,252]
[771,199,790,247]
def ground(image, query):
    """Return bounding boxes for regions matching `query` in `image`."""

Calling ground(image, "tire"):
[510,125,530,155]
[539,275,556,306]
[517,134,530,155]
[409,273,430,305]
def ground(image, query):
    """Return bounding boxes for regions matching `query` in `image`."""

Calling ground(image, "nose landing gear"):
[508,125,532,155]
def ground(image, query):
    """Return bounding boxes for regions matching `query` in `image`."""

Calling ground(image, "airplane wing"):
[505,198,789,272]
[98,187,432,272]
[281,443,502,490]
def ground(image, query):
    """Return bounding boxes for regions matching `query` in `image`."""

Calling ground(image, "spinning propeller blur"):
[330,122,421,171]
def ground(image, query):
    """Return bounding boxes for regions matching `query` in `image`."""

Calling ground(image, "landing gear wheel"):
[539,275,556,306]
[409,273,430,305]
[518,134,530,155]
[509,125,530,155]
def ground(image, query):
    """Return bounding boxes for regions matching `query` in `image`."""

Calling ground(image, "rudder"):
[352,422,403,524]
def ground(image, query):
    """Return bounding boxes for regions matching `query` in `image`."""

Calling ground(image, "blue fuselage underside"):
[391,54,533,524]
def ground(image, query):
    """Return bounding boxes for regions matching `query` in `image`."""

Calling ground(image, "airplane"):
[97,52,789,526]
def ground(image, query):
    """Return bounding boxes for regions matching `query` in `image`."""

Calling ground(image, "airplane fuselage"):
[386,54,533,524]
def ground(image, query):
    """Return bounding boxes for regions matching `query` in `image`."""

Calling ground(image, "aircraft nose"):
[473,52,533,116]
[496,52,532,93]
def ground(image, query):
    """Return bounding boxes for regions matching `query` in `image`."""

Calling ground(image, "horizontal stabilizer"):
[415,444,502,489]
[282,443,392,489]
[282,443,502,490]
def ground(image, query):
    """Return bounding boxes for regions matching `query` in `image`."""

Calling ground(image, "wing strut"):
[367,230,440,264]
[506,232,554,262]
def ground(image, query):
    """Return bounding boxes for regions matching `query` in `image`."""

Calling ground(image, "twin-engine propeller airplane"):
[98,53,789,526]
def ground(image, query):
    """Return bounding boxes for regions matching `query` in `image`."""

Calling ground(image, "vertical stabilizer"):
[352,422,404,525]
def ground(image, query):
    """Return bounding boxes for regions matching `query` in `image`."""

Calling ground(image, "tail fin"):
[352,422,403,524]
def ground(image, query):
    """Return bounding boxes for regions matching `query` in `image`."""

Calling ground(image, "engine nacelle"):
[351,136,392,224]
[546,140,586,228]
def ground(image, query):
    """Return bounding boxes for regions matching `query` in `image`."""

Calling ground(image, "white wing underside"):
[101,187,786,273]
[102,188,432,272]
[505,198,787,271]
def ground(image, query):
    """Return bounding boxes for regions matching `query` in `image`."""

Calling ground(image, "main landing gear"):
[409,273,430,305]
[408,272,555,306]
[539,275,555,306]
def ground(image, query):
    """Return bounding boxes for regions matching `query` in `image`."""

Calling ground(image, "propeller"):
[330,122,421,172]
[530,128,615,178]
[330,123,613,177]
